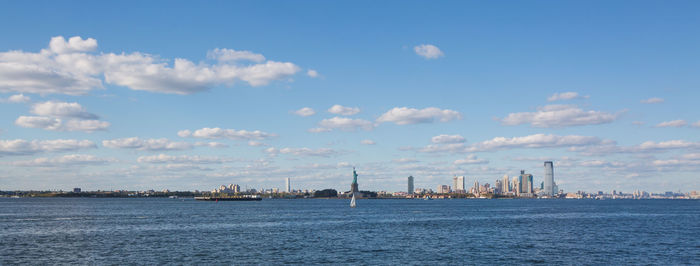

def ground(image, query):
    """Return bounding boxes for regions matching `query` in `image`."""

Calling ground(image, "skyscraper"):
[544,161,554,196]
[285,177,291,193]
[407,176,414,195]
[453,176,466,193]
[518,170,533,194]
[502,174,510,193]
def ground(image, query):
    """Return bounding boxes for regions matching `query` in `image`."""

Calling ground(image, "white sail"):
[350,194,356,208]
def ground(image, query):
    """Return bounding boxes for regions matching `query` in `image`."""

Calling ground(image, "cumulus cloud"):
[569,139,700,155]
[377,107,462,125]
[308,127,332,133]
[206,48,265,62]
[328,104,360,116]
[102,137,193,151]
[393,158,419,164]
[414,44,444,59]
[2,94,30,103]
[178,127,275,140]
[15,101,109,132]
[247,141,266,147]
[9,154,114,167]
[431,134,466,144]
[361,139,376,145]
[0,139,96,156]
[454,154,489,165]
[693,121,700,128]
[49,36,98,54]
[419,143,468,153]
[313,117,374,132]
[307,69,319,78]
[194,141,228,148]
[655,120,687,128]
[137,154,229,164]
[264,147,339,157]
[293,107,315,117]
[0,36,303,95]
[641,97,664,104]
[500,104,619,128]
[30,101,98,119]
[466,134,604,152]
[547,92,588,101]
[15,116,109,132]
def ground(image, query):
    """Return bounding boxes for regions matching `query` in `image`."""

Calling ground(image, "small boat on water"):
[350,194,356,208]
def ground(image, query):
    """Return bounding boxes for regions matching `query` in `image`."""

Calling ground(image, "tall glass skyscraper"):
[544,161,554,196]
[407,176,414,195]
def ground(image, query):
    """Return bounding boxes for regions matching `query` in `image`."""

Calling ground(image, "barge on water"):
[194,195,262,201]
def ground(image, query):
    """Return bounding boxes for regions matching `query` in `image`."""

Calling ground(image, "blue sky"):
[0,0,699,192]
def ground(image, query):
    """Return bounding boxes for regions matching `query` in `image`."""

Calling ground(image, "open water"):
[1,198,698,265]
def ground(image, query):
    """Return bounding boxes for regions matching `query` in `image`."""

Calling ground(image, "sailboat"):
[350,193,357,208]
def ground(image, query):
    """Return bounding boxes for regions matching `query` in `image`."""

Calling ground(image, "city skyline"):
[1,1,700,193]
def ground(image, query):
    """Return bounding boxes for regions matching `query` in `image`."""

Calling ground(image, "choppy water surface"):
[1,198,698,264]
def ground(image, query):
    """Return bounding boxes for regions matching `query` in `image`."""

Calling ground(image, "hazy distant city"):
[4,161,697,200]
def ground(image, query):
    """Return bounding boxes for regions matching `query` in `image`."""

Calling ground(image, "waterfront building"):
[453,176,466,193]
[544,161,555,196]
[285,177,291,193]
[437,185,451,194]
[501,175,509,193]
[408,176,414,195]
[73,188,81,193]
[518,170,533,194]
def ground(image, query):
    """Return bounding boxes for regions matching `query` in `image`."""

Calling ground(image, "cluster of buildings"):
[406,161,561,198]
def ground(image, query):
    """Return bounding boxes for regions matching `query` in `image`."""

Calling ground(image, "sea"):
[1,198,698,265]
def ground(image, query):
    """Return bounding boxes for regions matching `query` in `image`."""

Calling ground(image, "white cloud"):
[314,117,374,132]
[0,139,96,156]
[414,44,444,59]
[293,107,315,117]
[308,127,332,133]
[247,141,266,147]
[137,154,229,164]
[0,36,302,95]
[570,139,700,155]
[49,36,98,54]
[3,94,30,103]
[328,104,360,115]
[30,101,98,119]
[393,158,419,164]
[15,100,109,132]
[693,121,700,128]
[547,92,587,101]
[641,97,664,104]
[431,134,466,144]
[206,48,265,62]
[194,141,228,148]
[9,154,114,167]
[178,127,275,140]
[377,107,462,125]
[500,104,618,128]
[307,69,319,78]
[419,143,468,153]
[466,134,604,152]
[102,137,193,151]
[264,147,339,157]
[655,120,687,128]
[361,139,376,145]
[16,116,109,132]
[454,154,489,165]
